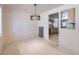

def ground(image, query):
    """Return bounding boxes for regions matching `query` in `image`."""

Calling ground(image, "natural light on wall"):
[0,6,2,36]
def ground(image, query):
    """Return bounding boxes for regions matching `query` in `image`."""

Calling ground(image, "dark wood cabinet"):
[49,27,58,34]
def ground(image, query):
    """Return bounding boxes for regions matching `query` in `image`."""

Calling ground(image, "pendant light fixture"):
[31,4,40,21]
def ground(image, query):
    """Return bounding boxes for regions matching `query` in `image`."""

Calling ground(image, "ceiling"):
[6,4,63,14]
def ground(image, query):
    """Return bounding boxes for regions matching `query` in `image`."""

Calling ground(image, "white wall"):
[3,7,38,44]
[38,14,49,39]
[39,4,79,54]
[0,6,4,54]
[0,7,2,34]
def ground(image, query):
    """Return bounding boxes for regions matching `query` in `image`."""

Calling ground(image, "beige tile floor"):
[2,37,72,55]
[49,34,58,45]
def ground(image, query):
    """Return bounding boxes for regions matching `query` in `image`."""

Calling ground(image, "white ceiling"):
[6,4,63,14]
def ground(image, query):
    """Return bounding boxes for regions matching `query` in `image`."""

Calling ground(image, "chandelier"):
[31,4,40,21]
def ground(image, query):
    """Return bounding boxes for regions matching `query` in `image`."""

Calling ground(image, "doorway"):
[49,13,59,45]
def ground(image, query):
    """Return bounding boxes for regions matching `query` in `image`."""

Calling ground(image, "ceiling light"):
[30,4,40,21]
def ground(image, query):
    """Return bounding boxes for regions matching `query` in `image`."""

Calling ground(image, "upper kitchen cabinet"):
[68,8,75,23]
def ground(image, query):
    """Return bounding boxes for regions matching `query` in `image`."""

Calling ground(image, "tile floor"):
[2,37,73,55]
[49,34,59,45]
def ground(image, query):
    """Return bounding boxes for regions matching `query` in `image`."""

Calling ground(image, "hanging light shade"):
[31,4,40,21]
